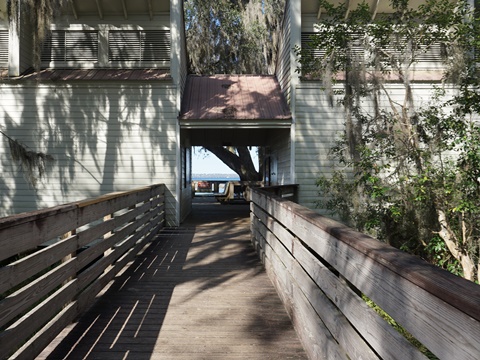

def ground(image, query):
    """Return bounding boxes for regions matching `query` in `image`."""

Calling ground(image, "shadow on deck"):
[38,198,307,359]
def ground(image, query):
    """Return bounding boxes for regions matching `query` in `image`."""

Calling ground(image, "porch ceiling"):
[183,128,290,147]
[65,0,169,20]
[179,75,292,129]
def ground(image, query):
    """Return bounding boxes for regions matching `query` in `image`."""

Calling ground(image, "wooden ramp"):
[38,198,307,359]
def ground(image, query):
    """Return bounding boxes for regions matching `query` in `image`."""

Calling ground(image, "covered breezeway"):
[178,74,294,218]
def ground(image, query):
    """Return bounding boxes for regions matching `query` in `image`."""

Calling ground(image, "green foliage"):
[300,0,480,281]
[363,295,439,359]
[425,235,463,276]
[184,0,285,74]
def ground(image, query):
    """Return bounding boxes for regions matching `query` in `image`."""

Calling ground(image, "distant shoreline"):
[193,174,240,181]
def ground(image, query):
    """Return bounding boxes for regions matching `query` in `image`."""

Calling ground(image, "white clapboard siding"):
[294,83,442,211]
[276,0,292,104]
[267,129,292,185]
[0,81,180,226]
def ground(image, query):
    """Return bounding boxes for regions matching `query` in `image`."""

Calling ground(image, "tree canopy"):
[298,0,480,281]
[184,0,285,75]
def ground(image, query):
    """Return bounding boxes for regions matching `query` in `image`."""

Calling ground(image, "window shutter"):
[108,31,141,62]
[109,30,170,64]
[416,43,444,64]
[301,32,364,62]
[301,32,325,59]
[142,30,170,62]
[42,31,98,63]
[0,30,9,65]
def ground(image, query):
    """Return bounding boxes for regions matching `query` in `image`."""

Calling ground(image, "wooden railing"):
[250,187,480,360]
[0,184,165,360]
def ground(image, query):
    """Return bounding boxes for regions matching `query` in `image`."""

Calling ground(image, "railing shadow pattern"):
[37,199,307,359]
[0,184,165,359]
[41,227,195,359]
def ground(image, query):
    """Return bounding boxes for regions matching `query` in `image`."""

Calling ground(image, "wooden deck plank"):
[37,199,307,359]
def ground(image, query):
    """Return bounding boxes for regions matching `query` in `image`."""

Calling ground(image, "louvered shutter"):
[378,37,445,69]
[0,30,8,66]
[42,31,98,63]
[301,32,364,62]
[349,33,365,63]
[108,31,141,62]
[301,32,325,59]
[142,30,170,62]
[416,43,444,66]
[109,29,170,65]
[66,31,98,61]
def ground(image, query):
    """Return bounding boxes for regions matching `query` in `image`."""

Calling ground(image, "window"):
[302,31,444,72]
[0,30,8,67]
[41,30,98,63]
[301,32,325,59]
[108,30,170,65]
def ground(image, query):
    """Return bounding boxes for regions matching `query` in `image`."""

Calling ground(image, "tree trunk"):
[204,146,261,181]
[437,210,476,281]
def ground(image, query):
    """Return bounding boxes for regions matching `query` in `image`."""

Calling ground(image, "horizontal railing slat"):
[0,183,165,359]
[252,199,424,359]
[76,185,164,225]
[76,220,139,271]
[252,214,387,360]
[0,260,77,329]
[0,279,78,354]
[290,226,427,360]
[252,222,349,360]
[0,235,77,294]
[9,302,78,360]
[0,206,78,262]
[251,187,480,360]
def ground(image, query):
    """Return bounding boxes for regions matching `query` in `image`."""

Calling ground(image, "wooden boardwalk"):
[38,198,307,359]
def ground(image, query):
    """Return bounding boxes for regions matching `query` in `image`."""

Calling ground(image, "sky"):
[192,146,258,175]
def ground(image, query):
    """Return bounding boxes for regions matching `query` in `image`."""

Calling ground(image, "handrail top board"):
[0,183,165,230]
[251,187,480,323]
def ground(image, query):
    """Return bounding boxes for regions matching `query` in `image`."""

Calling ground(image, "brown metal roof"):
[179,75,291,121]
[4,68,171,82]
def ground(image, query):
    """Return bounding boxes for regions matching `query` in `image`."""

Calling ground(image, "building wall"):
[294,83,343,210]
[276,0,292,104]
[294,82,452,212]
[0,80,180,225]
[18,7,33,74]
[267,129,291,185]
[180,145,192,222]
